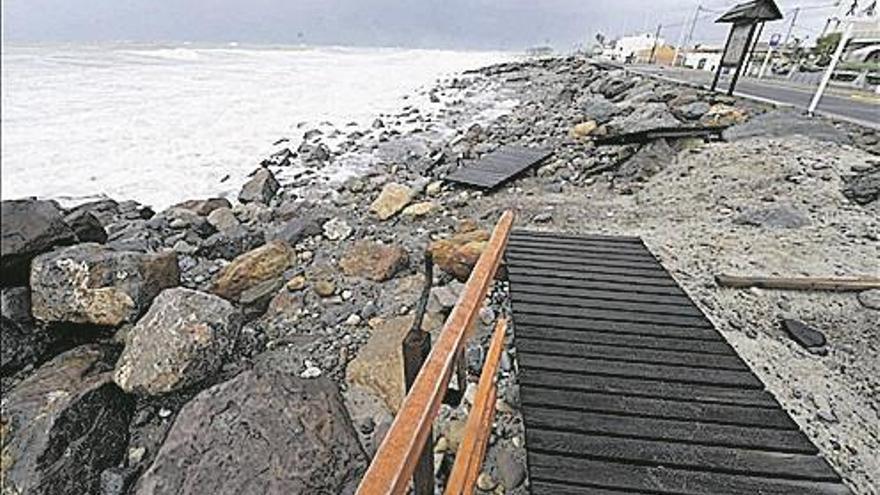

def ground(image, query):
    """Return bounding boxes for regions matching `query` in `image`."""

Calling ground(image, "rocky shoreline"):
[2,55,879,494]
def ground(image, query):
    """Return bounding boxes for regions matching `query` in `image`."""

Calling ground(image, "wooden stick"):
[715,274,880,291]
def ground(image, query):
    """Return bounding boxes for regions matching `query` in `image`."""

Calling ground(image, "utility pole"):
[648,23,662,64]
[674,4,702,67]
[783,7,800,46]
[809,21,853,114]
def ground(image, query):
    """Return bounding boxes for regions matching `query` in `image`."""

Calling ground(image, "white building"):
[683,46,723,72]
[602,32,666,62]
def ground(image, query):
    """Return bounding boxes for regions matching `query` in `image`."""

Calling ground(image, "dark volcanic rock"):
[0,345,133,495]
[734,206,810,229]
[197,226,265,260]
[238,168,280,205]
[172,197,232,216]
[1,199,77,286]
[269,217,324,246]
[64,209,108,243]
[1,286,31,323]
[133,351,367,495]
[579,96,620,124]
[114,287,242,395]
[615,139,674,182]
[1,315,42,375]
[842,168,879,205]
[30,243,180,326]
[782,319,827,353]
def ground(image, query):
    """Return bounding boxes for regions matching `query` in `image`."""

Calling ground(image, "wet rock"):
[211,241,294,302]
[238,168,280,205]
[428,222,490,282]
[30,244,179,326]
[370,183,415,220]
[734,206,809,229]
[133,352,366,495]
[842,169,879,205]
[323,217,352,241]
[1,199,76,285]
[114,287,242,395]
[206,207,240,232]
[723,109,849,144]
[1,345,133,495]
[782,319,827,351]
[64,209,108,243]
[173,197,232,216]
[197,226,265,260]
[857,289,880,310]
[339,240,409,282]
[496,448,526,490]
[270,217,324,245]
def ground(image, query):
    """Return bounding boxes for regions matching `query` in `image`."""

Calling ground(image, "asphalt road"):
[626,65,879,129]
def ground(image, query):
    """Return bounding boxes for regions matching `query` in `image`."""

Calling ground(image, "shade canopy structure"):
[716,0,783,24]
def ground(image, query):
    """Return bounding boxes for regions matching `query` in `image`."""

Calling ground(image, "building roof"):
[716,0,783,23]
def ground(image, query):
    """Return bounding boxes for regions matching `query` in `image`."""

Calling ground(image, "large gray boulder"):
[0,345,133,494]
[723,109,850,144]
[133,352,367,495]
[608,102,681,134]
[114,287,242,395]
[30,243,179,327]
[1,199,76,285]
[1,315,41,376]
[238,168,280,205]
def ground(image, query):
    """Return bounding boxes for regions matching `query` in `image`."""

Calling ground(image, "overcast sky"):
[2,0,845,50]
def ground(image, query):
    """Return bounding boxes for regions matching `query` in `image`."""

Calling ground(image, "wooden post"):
[402,252,435,495]
[711,26,735,91]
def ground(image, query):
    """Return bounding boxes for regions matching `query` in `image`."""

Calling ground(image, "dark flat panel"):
[508,259,670,279]
[518,369,779,408]
[515,338,747,370]
[506,251,663,270]
[528,454,850,495]
[522,407,818,453]
[527,430,838,481]
[515,326,735,355]
[510,291,705,318]
[513,314,718,340]
[508,237,652,255]
[515,302,712,328]
[508,273,686,296]
[512,230,642,244]
[517,353,762,388]
[446,146,552,189]
[506,244,656,261]
[508,268,681,288]
[510,283,693,306]
[519,387,796,428]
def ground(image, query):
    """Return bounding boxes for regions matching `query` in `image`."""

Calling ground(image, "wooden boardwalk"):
[445,145,552,190]
[506,230,852,495]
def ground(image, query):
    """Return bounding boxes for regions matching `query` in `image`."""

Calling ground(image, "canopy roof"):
[716,0,783,23]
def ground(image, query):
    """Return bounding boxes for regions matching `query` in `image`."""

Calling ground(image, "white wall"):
[684,52,722,72]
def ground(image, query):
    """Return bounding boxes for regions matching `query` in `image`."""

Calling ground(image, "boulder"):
[206,207,240,232]
[345,315,412,412]
[238,168,280,205]
[339,240,409,282]
[133,353,366,495]
[270,217,323,245]
[428,222,491,282]
[608,103,680,134]
[673,101,711,121]
[842,169,879,205]
[782,319,827,352]
[579,97,620,124]
[211,241,294,302]
[64,209,108,243]
[197,226,265,260]
[1,315,42,375]
[173,197,232,216]
[114,288,242,395]
[1,199,76,285]
[0,345,133,495]
[369,183,415,220]
[1,286,31,323]
[615,138,674,182]
[30,244,179,326]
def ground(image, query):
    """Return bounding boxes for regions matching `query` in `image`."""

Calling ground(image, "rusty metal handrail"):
[356,210,514,495]
[444,318,507,495]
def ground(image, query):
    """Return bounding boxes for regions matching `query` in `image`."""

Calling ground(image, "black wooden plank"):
[515,325,735,355]
[519,387,795,428]
[527,454,850,495]
[518,369,779,408]
[508,267,680,287]
[446,146,552,189]
[510,283,693,306]
[527,430,837,481]
[510,291,705,318]
[508,273,686,295]
[514,302,712,328]
[518,353,762,388]
[513,314,718,340]
[506,250,663,270]
[507,244,656,261]
[512,230,642,244]
[515,338,747,370]
[530,480,653,494]
[508,259,671,279]
[522,407,818,453]
[508,238,652,257]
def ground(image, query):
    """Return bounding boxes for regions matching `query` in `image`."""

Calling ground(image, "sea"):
[1,43,512,209]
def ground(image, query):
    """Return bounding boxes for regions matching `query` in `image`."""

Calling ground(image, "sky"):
[2,0,849,50]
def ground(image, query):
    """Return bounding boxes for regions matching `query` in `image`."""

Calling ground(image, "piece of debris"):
[595,126,725,146]
[445,145,553,190]
[715,274,880,291]
[782,319,827,355]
